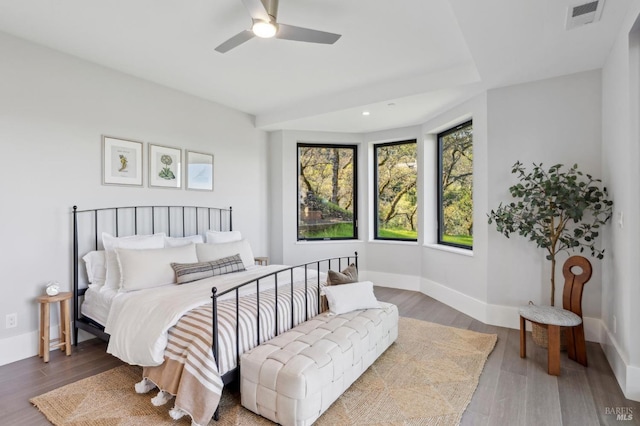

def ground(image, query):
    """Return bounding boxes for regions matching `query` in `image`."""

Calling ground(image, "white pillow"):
[206,230,242,244]
[323,281,380,315]
[196,239,254,269]
[116,243,198,292]
[165,235,204,247]
[102,232,166,290]
[82,250,106,287]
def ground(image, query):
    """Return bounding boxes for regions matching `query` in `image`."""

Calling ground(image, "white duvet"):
[105,264,293,366]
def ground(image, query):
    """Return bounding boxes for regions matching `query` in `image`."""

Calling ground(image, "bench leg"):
[520,316,527,358]
[547,325,561,376]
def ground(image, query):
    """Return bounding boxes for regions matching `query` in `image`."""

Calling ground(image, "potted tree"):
[488,162,613,345]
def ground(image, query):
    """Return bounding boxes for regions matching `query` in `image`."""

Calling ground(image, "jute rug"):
[31,317,497,425]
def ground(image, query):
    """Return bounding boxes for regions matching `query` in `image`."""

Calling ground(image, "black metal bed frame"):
[72,204,357,421]
[72,205,233,345]
[210,253,358,386]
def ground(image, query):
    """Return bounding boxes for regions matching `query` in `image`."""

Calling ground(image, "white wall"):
[0,32,269,365]
[486,70,604,318]
[601,2,640,401]
[363,126,424,286]
[420,93,488,304]
[268,130,365,267]
[268,73,606,339]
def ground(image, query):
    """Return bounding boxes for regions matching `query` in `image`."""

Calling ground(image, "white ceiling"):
[0,0,633,133]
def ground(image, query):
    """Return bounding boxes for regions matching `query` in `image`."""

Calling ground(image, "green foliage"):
[442,234,473,247]
[302,223,354,239]
[441,123,473,239]
[376,142,418,238]
[298,146,356,239]
[378,228,418,240]
[488,161,613,305]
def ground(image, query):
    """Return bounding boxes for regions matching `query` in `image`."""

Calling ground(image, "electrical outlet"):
[6,313,17,328]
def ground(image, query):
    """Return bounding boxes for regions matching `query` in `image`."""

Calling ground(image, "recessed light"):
[362,111,370,116]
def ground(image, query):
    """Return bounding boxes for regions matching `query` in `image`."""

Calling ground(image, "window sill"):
[423,243,474,257]
[368,239,419,246]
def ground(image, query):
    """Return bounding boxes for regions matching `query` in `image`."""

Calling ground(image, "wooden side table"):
[37,292,72,362]
[254,256,269,266]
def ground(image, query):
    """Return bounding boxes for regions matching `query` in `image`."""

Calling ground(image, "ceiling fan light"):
[252,20,277,38]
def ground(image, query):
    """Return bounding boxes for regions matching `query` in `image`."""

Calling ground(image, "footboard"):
[211,253,358,386]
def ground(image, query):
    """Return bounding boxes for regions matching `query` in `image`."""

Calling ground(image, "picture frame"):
[149,144,182,189]
[102,136,143,186]
[186,150,214,191]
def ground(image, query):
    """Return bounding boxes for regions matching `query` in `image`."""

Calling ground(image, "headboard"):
[72,205,233,342]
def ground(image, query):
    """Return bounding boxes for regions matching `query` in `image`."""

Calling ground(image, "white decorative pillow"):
[116,243,198,292]
[102,232,166,291]
[82,250,106,287]
[165,235,204,247]
[323,281,380,315]
[196,239,254,269]
[206,230,242,244]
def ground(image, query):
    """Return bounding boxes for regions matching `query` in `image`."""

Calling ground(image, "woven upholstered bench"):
[240,302,399,426]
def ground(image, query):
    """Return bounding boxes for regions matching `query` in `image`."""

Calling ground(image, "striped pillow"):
[171,254,246,284]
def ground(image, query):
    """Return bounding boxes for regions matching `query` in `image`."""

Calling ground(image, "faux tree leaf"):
[487,161,613,306]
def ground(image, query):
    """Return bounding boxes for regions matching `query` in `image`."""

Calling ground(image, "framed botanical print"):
[186,150,214,191]
[102,136,143,186]
[149,144,182,189]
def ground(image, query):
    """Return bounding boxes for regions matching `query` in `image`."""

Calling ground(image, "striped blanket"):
[142,273,323,426]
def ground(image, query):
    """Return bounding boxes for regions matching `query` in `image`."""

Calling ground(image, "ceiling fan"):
[215,0,342,53]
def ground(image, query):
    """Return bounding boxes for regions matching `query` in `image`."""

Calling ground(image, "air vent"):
[566,0,605,30]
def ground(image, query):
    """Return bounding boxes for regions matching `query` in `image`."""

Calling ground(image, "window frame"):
[437,120,473,250]
[296,143,358,241]
[373,139,418,242]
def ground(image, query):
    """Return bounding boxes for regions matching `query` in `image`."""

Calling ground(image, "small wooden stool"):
[519,305,582,375]
[37,292,72,362]
[519,256,592,375]
[254,256,269,266]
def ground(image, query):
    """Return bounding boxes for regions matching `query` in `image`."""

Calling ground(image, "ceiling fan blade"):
[276,24,341,44]
[241,0,271,21]
[215,30,255,53]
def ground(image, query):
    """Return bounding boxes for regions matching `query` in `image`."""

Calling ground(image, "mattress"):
[80,264,264,327]
[80,285,120,326]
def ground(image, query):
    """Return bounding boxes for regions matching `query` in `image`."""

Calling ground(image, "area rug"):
[31,317,497,425]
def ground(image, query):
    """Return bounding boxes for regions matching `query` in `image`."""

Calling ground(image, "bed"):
[72,205,358,425]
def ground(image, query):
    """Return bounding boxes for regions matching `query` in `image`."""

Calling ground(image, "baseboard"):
[0,330,41,366]
[363,270,421,292]
[368,272,603,342]
[0,321,91,367]
[627,365,640,402]
[419,276,488,324]
[602,323,640,402]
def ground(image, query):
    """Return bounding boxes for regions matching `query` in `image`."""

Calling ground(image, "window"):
[374,140,418,241]
[438,121,473,249]
[297,144,357,240]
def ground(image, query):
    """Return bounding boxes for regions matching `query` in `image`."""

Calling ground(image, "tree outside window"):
[438,121,473,249]
[374,140,418,240]
[297,144,357,240]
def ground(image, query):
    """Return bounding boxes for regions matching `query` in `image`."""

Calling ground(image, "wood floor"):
[1,287,638,425]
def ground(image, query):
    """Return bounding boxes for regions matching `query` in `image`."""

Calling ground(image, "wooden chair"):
[519,255,592,375]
